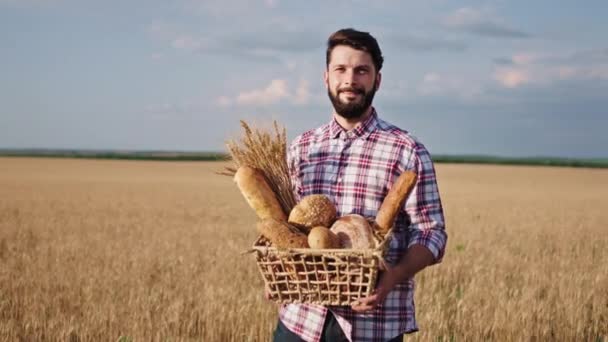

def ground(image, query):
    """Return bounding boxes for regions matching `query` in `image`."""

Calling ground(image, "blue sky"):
[1,0,607,158]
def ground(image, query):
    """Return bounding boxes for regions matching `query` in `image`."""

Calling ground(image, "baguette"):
[234,166,287,221]
[375,171,418,235]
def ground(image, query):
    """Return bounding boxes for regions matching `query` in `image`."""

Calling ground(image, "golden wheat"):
[0,157,606,341]
[223,120,296,215]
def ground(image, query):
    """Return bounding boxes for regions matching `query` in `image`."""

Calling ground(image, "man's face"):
[325,45,381,120]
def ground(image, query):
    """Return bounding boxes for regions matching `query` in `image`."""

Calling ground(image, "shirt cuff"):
[407,228,447,263]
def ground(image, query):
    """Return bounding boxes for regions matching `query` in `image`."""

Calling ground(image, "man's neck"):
[333,107,373,131]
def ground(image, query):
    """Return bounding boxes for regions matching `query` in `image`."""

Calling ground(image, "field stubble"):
[0,157,606,341]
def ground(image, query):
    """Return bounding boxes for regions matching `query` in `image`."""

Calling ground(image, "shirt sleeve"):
[402,143,448,264]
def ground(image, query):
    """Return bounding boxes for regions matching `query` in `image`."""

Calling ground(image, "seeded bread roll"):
[330,214,376,249]
[234,166,287,221]
[288,194,336,232]
[307,226,341,249]
[257,218,309,249]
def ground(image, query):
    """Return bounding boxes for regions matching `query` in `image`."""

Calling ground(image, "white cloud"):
[494,68,529,88]
[171,35,210,51]
[149,23,319,64]
[417,72,443,95]
[185,0,281,18]
[511,53,538,65]
[493,50,608,88]
[552,65,608,80]
[443,7,530,38]
[150,53,164,61]
[147,22,179,41]
[293,80,310,105]
[587,66,608,79]
[219,78,313,107]
[264,0,278,8]
[236,79,289,106]
[556,67,574,79]
[423,72,441,83]
[444,7,484,27]
[286,61,297,71]
[217,96,233,108]
[386,31,468,52]
[415,72,482,99]
[0,0,61,6]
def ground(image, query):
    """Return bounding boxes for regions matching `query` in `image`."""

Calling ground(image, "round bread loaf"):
[288,194,336,232]
[308,226,341,249]
[330,214,376,249]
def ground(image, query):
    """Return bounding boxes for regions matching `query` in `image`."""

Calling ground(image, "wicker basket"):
[251,226,392,306]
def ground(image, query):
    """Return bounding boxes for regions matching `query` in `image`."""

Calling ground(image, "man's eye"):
[357,69,368,74]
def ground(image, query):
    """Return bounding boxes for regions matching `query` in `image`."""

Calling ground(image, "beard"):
[327,80,378,120]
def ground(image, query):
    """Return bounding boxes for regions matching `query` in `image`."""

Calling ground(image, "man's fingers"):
[357,294,378,304]
[351,303,376,312]
[350,305,376,312]
[351,295,379,312]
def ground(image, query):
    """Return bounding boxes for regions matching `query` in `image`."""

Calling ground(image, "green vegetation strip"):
[431,155,608,169]
[1,150,607,168]
[0,149,228,161]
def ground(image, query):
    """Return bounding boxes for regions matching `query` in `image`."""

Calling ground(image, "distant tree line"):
[1,149,606,168]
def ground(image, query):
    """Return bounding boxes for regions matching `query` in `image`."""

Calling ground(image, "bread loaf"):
[288,194,336,232]
[257,218,309,249]
[375,171,418,235]
[234,166,287,221]
[330,214,376,249]
[307,226,341,249]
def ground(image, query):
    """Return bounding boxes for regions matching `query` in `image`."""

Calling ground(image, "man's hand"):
[351,268,398,312]
[350,244,435,312]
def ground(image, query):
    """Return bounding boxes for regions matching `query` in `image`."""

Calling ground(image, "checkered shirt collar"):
[329,108,379,140]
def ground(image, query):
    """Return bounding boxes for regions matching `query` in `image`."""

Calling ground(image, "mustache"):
[338,87,364,95]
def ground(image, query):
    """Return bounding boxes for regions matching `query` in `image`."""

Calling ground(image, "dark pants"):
[272,312,404,342]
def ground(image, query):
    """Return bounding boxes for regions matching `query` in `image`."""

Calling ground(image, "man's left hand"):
[350,244,435,312]
[351,267,397,312]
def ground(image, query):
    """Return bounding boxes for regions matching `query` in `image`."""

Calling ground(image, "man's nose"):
[343,69,356,85]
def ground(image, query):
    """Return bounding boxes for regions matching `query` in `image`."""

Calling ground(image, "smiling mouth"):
[340,90,361,96]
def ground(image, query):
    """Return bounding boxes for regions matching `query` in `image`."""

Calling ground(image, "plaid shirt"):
[279,109,447,342]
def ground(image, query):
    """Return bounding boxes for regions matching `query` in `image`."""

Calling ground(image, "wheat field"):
[0,157,606,341]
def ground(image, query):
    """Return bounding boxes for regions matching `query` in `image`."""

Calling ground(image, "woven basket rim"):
[248,226,394,258]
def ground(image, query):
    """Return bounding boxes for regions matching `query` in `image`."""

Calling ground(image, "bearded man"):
[272,28,448,342]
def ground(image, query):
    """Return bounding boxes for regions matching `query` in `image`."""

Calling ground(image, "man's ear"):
[375,72,382,91]
[323,70,329,89]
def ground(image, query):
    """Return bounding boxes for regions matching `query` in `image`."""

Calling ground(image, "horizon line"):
[1,147,606,162]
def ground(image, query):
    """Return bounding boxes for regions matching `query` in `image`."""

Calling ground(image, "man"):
[273,28,447,342]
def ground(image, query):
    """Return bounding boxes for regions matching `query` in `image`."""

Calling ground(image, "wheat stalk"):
[220,120,296,215]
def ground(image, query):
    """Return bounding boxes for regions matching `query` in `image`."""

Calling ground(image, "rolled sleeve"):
[403,144,447,263]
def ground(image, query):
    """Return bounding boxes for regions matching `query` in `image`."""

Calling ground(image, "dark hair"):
[326,28,384,72]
